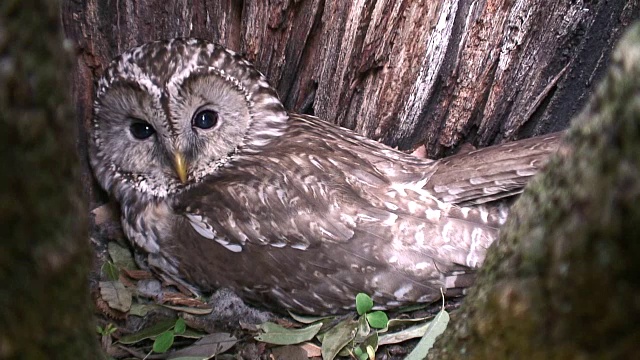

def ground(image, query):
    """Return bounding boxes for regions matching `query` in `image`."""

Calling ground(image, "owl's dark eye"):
[192,110,218,130]
[129,121,155,140]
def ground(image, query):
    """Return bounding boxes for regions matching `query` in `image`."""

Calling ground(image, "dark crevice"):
[282,0,325,113]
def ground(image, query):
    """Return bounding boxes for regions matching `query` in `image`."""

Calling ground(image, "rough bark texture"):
[428,23,640,359]
[57,1,640,356]
[61,0,640,204]
[0,1,100,359]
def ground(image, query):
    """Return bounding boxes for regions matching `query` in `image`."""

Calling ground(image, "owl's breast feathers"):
[150,114,561,314]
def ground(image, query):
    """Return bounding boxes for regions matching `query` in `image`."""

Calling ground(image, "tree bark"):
[0,0,100,359]
[61,0,640,204]
[57,0,640,357]
[428,23,640,359]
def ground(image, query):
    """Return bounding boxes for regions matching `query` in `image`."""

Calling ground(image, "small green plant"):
[347,293,388,359]
[146,317,186,357]
[355,293,389,329]
[352,343,376,360]
[320,293,390,359]
[118,317,231,359]
[97,323,118,354]
[96,323,118,337]
[255,292,441,360]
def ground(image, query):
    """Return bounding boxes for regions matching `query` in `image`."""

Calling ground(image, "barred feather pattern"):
[89,39,561,315]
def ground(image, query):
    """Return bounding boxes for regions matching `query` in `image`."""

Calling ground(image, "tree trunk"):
[0,0,100,359]
[61,0,640,205]
[428,24,640,358]
[58,0,640,357]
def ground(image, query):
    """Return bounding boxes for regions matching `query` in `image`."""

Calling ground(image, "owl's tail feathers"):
[426,132,563,206]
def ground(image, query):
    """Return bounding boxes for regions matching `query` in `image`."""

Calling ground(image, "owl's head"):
[89,39,288,201]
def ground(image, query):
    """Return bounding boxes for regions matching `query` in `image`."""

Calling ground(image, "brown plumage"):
[89,38,561,314]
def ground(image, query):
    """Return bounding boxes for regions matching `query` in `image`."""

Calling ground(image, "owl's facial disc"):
[90,39,290,199]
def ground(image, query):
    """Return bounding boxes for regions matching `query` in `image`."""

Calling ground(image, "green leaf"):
[355,293,373,315]
[320,319,358,360]
[287,310,333,324]
[153,330,175,353]
[101,261,119,281]
[405,309,450,360]
[174,318,186,335]
[353,347,363,356]
[107,241,137,270]
[255,322,323,345]
[105,323,117,335]
[118,319,176,344]
[365,311,388,329]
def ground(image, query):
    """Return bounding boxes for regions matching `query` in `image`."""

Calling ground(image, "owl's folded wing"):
[425,132,563,206]
[174,161,498,269]
[174,170,362,253]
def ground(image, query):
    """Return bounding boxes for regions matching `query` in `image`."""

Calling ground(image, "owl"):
[89,38,560,315]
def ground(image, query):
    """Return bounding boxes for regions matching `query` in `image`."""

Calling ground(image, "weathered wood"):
[62,1,640,162]
[0,0,100,358]
[428,23,640,358]
[56,1,640,355]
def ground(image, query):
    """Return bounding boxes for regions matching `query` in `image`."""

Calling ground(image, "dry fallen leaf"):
[99,281,132,312]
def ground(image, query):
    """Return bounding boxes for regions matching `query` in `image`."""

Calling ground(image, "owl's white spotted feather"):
[90,39,561,314]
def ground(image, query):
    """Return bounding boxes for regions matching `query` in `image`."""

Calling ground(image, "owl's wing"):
[174,166,361,253]
[426,132,562,206]
[289,114,561,207]
[173,150,497,267]
[173,165,499,307]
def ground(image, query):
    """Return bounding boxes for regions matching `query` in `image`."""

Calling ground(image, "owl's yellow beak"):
[173,152,188,184]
